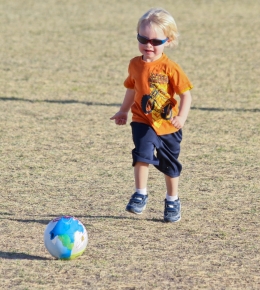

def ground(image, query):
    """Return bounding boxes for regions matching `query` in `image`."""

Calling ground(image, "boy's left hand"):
[170,116,186,130]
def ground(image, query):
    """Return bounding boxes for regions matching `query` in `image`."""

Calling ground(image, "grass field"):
[0,0,260,289]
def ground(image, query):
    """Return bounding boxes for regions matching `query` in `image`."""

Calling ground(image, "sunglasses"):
[137,34,169,46]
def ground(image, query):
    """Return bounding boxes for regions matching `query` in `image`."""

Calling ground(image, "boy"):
[110,8,193,222]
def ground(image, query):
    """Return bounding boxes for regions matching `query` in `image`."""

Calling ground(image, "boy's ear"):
[165,39,171,47]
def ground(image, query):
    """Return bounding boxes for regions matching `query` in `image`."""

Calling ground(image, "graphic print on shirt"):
[141,72,177,129]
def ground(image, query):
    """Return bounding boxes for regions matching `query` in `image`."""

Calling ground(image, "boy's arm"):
[171,90,192,129]
[110,88,135,125]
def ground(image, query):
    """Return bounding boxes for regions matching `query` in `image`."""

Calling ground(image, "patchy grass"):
[0,0,260,289]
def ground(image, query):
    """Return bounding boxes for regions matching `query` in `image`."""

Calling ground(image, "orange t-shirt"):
[124,53,193,135]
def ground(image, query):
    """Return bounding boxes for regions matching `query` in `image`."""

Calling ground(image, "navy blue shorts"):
[131,122,182,178]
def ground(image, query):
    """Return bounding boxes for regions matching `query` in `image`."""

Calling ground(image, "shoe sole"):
[164,216,181,223]
[126,204,146,215]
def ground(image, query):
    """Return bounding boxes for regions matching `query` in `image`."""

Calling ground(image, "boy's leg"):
[134,162,149,189]
[164,175,179,198]
[164,175,181,222]
[127,122,159,215]
[153,131,182,222]
[126,162,149,214]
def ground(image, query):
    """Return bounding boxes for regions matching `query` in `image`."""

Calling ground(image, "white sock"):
[166,193,178,201]
[136,188,147,195]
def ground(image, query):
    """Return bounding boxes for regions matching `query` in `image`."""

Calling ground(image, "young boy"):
[110,8,193,222]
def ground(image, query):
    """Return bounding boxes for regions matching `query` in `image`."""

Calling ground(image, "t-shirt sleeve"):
[169,63,193,94]
[123,62,135,89]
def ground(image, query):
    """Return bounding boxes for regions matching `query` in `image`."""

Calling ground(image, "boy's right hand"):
[110,111,128,125]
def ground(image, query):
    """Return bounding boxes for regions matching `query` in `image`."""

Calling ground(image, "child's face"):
[138,23,169,62]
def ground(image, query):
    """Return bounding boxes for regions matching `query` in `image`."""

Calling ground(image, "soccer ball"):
[44,216,88,259]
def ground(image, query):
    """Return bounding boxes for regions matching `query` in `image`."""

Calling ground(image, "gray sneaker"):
[164,198,181,222]
[126,192,148,214]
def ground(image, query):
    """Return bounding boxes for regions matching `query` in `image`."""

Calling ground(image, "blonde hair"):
[137,8,179,48]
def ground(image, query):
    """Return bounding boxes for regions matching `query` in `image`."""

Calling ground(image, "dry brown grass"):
[0,0,260,289]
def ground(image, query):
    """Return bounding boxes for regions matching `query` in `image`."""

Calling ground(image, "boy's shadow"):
[8,215,163,224]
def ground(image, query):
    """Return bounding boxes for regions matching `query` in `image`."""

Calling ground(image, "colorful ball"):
[44,216,88,260]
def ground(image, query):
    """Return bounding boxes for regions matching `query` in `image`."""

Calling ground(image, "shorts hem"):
[154,167,181,178]
[132,156,159,167]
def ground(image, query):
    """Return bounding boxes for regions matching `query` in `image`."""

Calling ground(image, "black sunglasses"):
[137,34,168,46]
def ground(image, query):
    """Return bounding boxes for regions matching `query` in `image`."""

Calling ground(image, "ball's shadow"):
[0,251,50,260]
